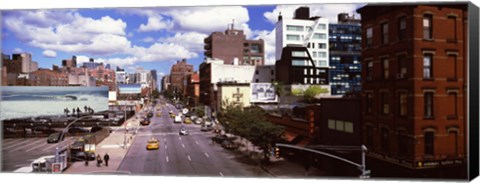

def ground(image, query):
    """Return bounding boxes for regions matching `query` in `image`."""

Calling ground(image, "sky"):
[1,4,365,80]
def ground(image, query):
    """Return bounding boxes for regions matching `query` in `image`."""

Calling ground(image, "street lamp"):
[55,115,94,168]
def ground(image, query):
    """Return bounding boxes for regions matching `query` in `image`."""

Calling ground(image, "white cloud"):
[264,4,362,24]
[157,32,208,53]
[42,50,57,58]
[142,37,155,43]
[96,57,139,67]
[13,48,24,53]
[138,16,173,32]
[31,34,131,55]
[127,43,197,62]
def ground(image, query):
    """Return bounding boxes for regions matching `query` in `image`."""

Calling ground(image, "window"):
[366,93,373,114]
[398,131,408,157]
[366,126,373,148]
[398,54,407,76]
[292,51,306,57]
[317,24,326,30]
[366,27,373,46]
[335,120,344,131]
[366,61,373,80]
[398,16,406,40]
[447,16,457,41]
[423,14,433,39]
[381,22,389,44]
[344,122,353,133]
[382,58,389,79]
[287,25,304,31]
[255,79,259,83]
[255,70,259,74]
[449,92,458,118]
[424,92,434,118]
[318,52,326,58]
[381,92,389,115]
[423,54,433,79]
[381,128,389,153]
[424,131,434,156]
[292,60,306,66]
[399,93,408,116]
[271,69,274,75]
[287,34,300,41]
[251,44,261,53]
[312,52,317,58]
[448,54,457,79]
[318,43,327,49]
[328,119,335,129]
[313,33,326,39]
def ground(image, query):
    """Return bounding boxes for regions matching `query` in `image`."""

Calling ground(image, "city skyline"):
[1,4,363,78]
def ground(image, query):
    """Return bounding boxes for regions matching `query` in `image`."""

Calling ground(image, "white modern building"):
[115,67,126,84]
[275,7,329,69]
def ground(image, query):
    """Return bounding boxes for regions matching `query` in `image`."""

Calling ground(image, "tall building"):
[161,75,171,92]
[31,69,69,86]
[82,58,102,69]
[116,67,126,84]
[329,13,362,95]
[9,53,38,73]
[62,56,77,68]
[357,4,467,173]
[170,59,194,96]
[150,70,158,90]
[275,7,329,70]
[204,25,265,65]
[186,72,200,107]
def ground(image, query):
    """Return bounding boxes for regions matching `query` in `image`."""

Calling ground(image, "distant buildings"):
[204,24,265,65]
[2,52,39,86]
[329,13,362,95]
[169,59,194,97]
[357,4,467,170]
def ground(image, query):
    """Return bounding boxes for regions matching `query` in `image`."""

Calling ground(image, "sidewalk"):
[63,116,140,174]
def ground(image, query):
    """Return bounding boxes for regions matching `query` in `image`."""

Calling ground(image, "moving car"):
[147,112,153,118]
[146,138,160,150]
[140,118,151,126]
[179,127,189,135]
[156,112,162,117]
[184,117,192,124]
[174,116,182,123]
[47,132,64,143]
[201,125,213,132]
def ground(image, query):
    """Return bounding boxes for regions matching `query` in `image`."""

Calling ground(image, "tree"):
[152,89,160,99]
[303,85,329,102]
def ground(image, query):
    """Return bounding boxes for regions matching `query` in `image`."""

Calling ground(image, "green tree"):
[271,81,284,110]
[303,85,329,102]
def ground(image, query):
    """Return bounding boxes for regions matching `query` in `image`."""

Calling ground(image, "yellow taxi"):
[184,117,192,124]
[169,112,175,118]
[146,138,159,150]
[156,112,163,117]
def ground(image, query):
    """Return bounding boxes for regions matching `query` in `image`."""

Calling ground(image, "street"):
[117,101,269,177]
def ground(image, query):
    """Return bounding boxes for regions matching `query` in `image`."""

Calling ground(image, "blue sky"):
[1,4,363,78]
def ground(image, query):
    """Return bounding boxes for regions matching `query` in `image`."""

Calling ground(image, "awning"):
[282,131,299,142]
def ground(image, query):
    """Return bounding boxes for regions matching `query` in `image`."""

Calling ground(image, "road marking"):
[204,153,209,158]
[164,138,167,142]
[182,144,185,148]
[187,155,191,161]
[2,138,23,146]
[4,138,42,150]
[179,137,182,140]
[165,145,167,150]
[8,138,44,153]
[166,156,169,163]
[25,141,49,152]
[219,172,224,176]
[195,141,199,145]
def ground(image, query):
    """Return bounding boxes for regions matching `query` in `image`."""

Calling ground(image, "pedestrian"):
[96,154,102,167]
[103,153,110,167]
[85,157,89,166]
[77,107,81,117]
[66,108,70,117]
[72,108,76,116]
[84,105,88,112]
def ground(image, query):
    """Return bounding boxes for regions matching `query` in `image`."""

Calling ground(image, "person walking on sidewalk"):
[103,153,110,167]
[96,154,102,167]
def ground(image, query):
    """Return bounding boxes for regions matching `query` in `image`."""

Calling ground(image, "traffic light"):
[274,147,280,158]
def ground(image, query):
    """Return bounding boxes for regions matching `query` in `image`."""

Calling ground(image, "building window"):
[292,51,306,57]
[398,131,408,157]
[366,27,373,46]
[448,54,457,80]
[424,131,434,156]
[366,61,373,80]
[312,52,317,58]
[424,92,434,118]
[382,58,389,79]
[423,54,433,79]
[287,34,301,41]
[255,79,259,83]
[447,16,457,42]
[318,43,326,49]
[317,24,327,30]
[399,93,408,116]
[271,69,274,75]
[255,70,259,74]
[397,54,407,77]
[251,44,261,53]
[318,52,326,58]
[381,22,389,44]
[366,126,373,148]
[381,128,389,153]
[328,119,335,129]
[313,33,326,39]
[398,16,406,40]
[423,14,433,40]
[287,25,304,31]
[366,93,373,114]
[449,92,458,118]
[381,92,389,115]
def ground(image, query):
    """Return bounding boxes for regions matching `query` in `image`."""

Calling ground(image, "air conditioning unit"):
[396,73,405,79]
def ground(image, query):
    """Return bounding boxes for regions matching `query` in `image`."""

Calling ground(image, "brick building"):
[31,69,69,86]
[204,25,265,65]
[357,4,468,172]
[186,72,200,107]
[169,59,194,98]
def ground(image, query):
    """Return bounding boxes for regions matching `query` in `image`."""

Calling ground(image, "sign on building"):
[251,83,277,103]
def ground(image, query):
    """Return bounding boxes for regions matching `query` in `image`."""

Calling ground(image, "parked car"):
[147,112,153,118]
[184,117,192,124]
[140,118,151,126]
[201,125,213,132]
[156,112,163,117]
[212,134,237,144]
[174,116,182,123]
[179,127,189,135]
[47,132,64,143]
[221,140,239,150]
[146,138,159,150]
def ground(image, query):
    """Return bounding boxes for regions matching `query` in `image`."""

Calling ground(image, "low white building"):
[68,74,96,87]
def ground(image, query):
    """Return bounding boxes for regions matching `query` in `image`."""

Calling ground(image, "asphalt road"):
[117,100,269,177]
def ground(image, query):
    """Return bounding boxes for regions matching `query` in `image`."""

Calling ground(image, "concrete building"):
[275,6,329,70]
[253,65,276,83]
[329,13,362,95]
[357,4,467,173]
[150,70,158,90]
[116,67,127,84]
[204,25,265,65]
[68,74,96,87]
[216,82,251,112]
[161,75,171,92]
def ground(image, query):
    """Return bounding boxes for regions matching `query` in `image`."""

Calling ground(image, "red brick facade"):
[357,4,467,169]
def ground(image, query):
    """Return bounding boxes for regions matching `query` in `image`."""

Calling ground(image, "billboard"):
[250,83,277,103]
[118,84,141,94]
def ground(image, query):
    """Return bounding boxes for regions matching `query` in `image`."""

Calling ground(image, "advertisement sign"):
[118,84,141,94]
[250,83,277,103]
[52,163,62,173]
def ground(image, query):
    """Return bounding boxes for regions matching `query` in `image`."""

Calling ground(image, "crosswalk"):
[2,137,77,153]
[136,132,210,137]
